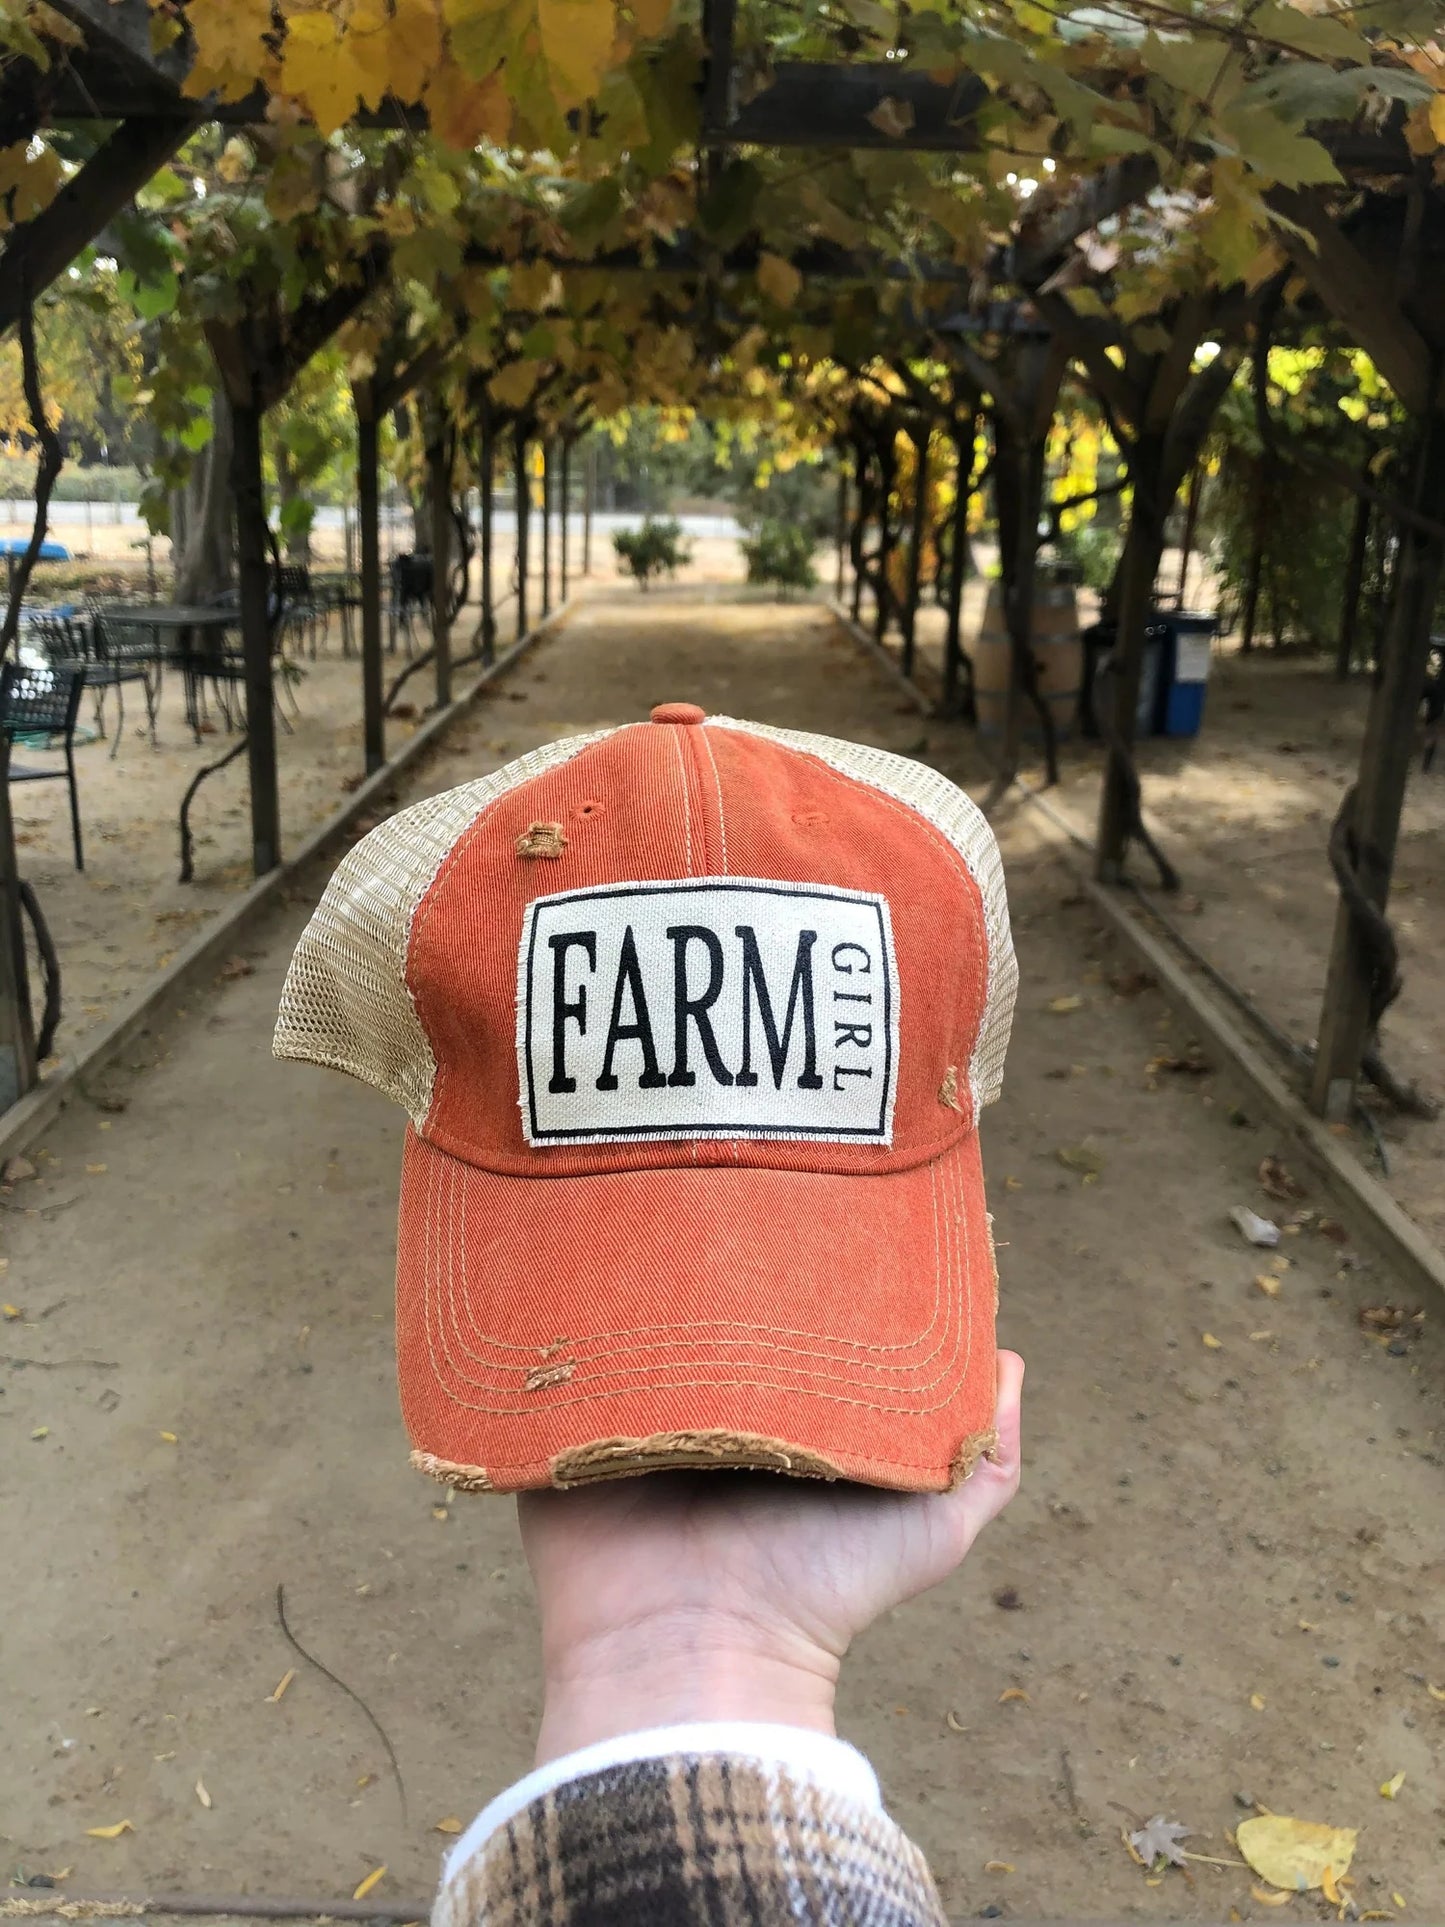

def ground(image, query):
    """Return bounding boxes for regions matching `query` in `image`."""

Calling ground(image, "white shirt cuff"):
[442,1722,881,1881]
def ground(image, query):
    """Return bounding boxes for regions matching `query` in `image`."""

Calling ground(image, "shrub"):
[741,520,818,596]
[613,516,690,589]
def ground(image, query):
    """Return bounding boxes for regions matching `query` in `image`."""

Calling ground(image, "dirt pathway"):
[2,586,1441,1922]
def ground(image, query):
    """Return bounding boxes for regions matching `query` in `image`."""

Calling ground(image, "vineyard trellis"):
[0,0,1443,1136]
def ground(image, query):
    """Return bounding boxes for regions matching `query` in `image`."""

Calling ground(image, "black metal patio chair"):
[34,610,157,756]
[1,659,87,870]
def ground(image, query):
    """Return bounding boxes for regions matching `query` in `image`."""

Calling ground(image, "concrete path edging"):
[1078,871,1445,1306]
[0,603,573,1166]
[825,596,1445,1303]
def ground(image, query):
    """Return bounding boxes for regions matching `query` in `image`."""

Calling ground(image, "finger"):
[924,1350,1024,1558]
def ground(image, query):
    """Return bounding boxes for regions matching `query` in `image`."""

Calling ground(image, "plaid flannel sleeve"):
[433,1748,948,1927]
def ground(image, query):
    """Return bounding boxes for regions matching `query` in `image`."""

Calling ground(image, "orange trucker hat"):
[275,704,1017,1494]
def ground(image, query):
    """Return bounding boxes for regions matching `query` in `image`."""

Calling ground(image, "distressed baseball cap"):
[274,703,1016,1494]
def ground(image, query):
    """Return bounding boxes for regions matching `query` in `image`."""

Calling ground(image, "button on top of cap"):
[650,702,706,726]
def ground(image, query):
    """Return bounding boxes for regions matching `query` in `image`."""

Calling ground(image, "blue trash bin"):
[1155,611,1218,737]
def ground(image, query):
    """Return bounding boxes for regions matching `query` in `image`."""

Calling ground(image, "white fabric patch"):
[517,877,900,1146]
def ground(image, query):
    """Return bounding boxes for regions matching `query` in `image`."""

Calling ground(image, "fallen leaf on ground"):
[218,957,254,980]
[2,1303,21,1319]
[1129,1816,1192,1868]
[4,1155,36,1182]
[1230,1206,1280,1247]
[1427,1682,1445,1702]
[353,1867,386,1902]
[1250,1693,1266,1710]
[1359,1306,1425,1342]
[268,1669,296,1703]
[1322,1866,1342,1906]
[1379,1771,1405,1799]
[1237,1815,1357,1892]
[983,1860,1014,1874]
[1393,1894,1407,1909]
[31,1426,48,1440]
[1250,1885,1290,1905]
[1318,1218,1349,1242]
[1109,968,1156,998]
[1147,1045,1210,1075]
[945,1709,968,1732]
[1047,994,1084,1014]
[1005,1176,1024,1191]
[159,1431,178,1444]
[86,1821,134,1840]
[434,1816,463,1835]
[85,1164,108,1176]
[195,1779,211,1810]
[997,1687,1030,1704]
[1258,1156,1305,1201]
[1056,1143,1104,1177]
[1203,1332,1224,1350]
[1255,1274,1281,1298]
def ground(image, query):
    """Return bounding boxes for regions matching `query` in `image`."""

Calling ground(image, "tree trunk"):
[1335,470,1372,680]
[1310,408,1445,1117]
[171,389,235,603]
[990,410,1055,782]
[1096,428,1170,877]
[274,439,312,563]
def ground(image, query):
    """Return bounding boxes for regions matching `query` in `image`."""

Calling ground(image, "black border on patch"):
[522,880,894,1143]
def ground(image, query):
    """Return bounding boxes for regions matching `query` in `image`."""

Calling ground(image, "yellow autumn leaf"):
[2,1303,21,1319]
[1393,1893,1407,1910]
[490,358,542,410]
[628,0,673,36]
[1250,1692,1266,1710]
[424,65,510,149]
[1427,1682,1445,1701]
[1047,994,1083,1013]
[1430,91,1445,146]
[537,0,616,109]
[757,251,803,309]
[1254,1273,1280,1297]
[1237,1815,1358,1893]
[1379,1770,1405,1799]
[281,11,361,136]
[353,1866,387,1902]
[1250,1885,1290,1906]
[85,1163,108,1176]
[86,1821,135,1840]
[268,1668,296,1703]
[1322,1866,1342,1906]
[1202,1332,1224,1350]
[983,1859,1015,1874]
[384,0,445,105]
[31,1426,49,1440]
[159,1431,179,1444]
[434,1815,464,1834]
[997,1687,1030,1704]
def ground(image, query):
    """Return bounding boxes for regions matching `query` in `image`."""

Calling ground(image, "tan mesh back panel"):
[273,730,614,1125]
[710,716,1017,1113]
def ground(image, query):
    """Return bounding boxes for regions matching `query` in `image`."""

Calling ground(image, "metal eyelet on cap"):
[650,702,705,726]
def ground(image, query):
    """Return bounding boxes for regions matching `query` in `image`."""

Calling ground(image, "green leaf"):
[1251,1,1368,63]
[1140,31,1227,103]
[178,412,215,454]
[561,176,624,247]
[699,159,763,248]
[1218,106,1342,187]
[1242,61,1430,120]
[117,266,179,322]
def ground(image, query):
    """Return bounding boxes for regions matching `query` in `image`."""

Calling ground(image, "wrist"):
[534,1611,840,1766]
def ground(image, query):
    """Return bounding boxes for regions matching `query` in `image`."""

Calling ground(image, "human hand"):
[517,1351,1024,1764]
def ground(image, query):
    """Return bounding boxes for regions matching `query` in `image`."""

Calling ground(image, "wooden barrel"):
[969,583,1083,741]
